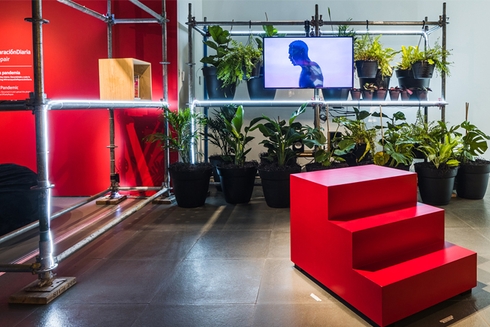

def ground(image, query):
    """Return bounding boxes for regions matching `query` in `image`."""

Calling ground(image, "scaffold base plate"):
[96,195,127,205]
[9,277,77,304]
[153,195,175,205]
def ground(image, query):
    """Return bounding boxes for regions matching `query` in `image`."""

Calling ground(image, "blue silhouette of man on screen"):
[288,40,324,88]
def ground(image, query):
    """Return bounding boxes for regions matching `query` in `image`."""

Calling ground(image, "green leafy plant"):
[200,25,233,68]
[145,107,206,164]
[417,121,460,169]
[396,43,452,76]
[372,111,415,167]
[217,38,262,87]
[250,103,322,167]
[354,34,397,77]
[333,108,376,163]
[205,105,237,159]
[455,121,490,163]
[221,105,256,166]
[311,128,346,167]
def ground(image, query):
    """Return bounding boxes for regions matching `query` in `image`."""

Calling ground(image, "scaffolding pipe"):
[0,100,30,111]
[0,264,35,273]
[47,100,166,110]
[0,188,111,246]
[56,0,108,22]
[56,188,168,263]
[191,99,448,108]
[29,0,57,278]
[441,2,447,122]
[161,0,170,188]
[189,19,441,27]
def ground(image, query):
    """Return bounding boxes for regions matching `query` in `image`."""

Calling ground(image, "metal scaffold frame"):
[186,2,449,162]
[0,0,171,302]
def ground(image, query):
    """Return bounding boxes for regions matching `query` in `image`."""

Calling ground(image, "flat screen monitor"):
[263,36,354,89]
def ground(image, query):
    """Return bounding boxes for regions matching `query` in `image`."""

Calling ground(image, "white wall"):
[179,0,490,161]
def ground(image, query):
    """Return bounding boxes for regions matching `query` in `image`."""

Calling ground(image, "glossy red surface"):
[290,165,477,326]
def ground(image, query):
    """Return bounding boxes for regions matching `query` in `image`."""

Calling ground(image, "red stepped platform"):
[290,165,476,327]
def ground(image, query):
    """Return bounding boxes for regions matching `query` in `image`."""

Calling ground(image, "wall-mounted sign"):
[0,48,33,100]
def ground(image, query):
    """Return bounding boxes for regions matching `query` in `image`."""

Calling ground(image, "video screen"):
[263,36,354,89]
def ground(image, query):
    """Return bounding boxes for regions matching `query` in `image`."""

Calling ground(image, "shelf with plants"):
[186,2,449,162]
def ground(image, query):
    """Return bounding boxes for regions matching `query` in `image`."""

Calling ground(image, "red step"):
[295,165,417,221]
[334,203,445,269]
[290,165,477,327]
[355,242,476,326]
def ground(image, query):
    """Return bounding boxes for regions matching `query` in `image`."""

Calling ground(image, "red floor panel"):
[290,165,477,327]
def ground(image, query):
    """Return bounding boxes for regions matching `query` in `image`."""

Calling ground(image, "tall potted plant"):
[145,107,212,208]
[454,120,490,199]
[216,105,258,204]
[414,121,460,205]
[250,103,322,208]
[205,105,237,190]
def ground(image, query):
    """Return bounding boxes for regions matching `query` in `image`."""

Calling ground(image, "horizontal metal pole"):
[0,264,34,273]
[57,0,107,22]
[56,188,168,263]
[47,99,167,110]
[0,100,29,111]
[0,188,110,246]
[190,20,441,27]
[191,99,448,108]
[119,186,164,191]
[129,0,164,22]
[114,18,162,24]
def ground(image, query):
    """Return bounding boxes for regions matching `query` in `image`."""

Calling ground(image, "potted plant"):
[306,128,348,171]
[362,82,377,100]
[250,103,322,208]
[205,105,237,190]
[389,86,401,101]
[372,111,414,169]
[200,25,236,99]
[216,105,258,204]
[354,34,380,78]
[454,120,490,199]
[395,45,430,92]
[247,25,278,100]
[218,38,262,89]
[414,121,460,206]
[333,107,376,166]
[411,41,452,79]
[145,107,212,208]
[355,34,397,86]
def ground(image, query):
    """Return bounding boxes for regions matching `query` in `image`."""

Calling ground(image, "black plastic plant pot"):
[355,60,378,78]
[169,164,213,208]
[258,165,301,208]
[415,163,458,206]
[246,76,276,100]
[322,88,350,101]
[395,69,431,90]
[217,164,257,204]
[412,61,435,79]
[456,161,490,199]
[202,66,236,100]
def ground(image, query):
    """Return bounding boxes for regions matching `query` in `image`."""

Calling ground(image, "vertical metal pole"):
[106,0,120,198]
[188,3,196,164]
[162,0,170,186]
[30,0,57,282]
[313,4,321,129]
[441,2,447,122]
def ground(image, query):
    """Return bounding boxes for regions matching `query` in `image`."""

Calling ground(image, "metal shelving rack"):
[0,0,170,303]
[186,2,449,162]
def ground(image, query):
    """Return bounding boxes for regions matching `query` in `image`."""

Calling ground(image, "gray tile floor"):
[1,184,490,326]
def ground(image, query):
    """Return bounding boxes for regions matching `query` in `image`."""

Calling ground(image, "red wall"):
[0,0,177,196]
